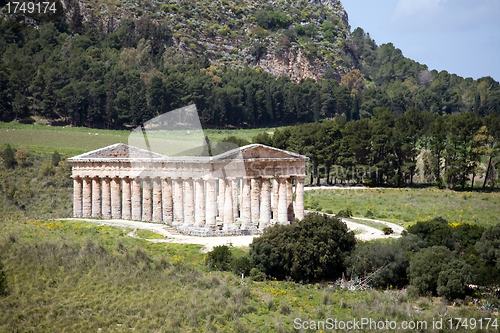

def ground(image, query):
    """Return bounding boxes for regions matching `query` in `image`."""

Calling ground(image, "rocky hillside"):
[58,0,354,82]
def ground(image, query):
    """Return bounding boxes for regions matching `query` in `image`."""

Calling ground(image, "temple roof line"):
[68,143,309,163]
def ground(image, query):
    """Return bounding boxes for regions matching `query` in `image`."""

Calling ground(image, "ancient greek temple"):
[68,143,308,235]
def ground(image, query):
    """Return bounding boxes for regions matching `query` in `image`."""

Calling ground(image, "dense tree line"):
[1,19,500,130]
[255,110,500,189]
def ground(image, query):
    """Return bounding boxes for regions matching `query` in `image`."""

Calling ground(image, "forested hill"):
[0,0,499,129]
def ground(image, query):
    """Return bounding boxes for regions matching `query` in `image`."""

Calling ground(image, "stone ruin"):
[69,143,308,236]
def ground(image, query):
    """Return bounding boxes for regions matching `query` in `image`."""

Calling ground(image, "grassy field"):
[1,217,497,332]
[305,187,500,227]
[0,122,273,156]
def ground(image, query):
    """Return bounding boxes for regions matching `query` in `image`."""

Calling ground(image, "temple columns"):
[287,177,294,222]
[223,178,234,229]
[172,178,183,226]
[232,178,239,220]
[82,177,92,217]
[218,178,225,219]
[122,178,131,220]
[73,177,82,217]
[195,179,206,227]
[206,178,217,227]
[240,177,252,229]
[111,177,121,219]
[131,178,142,220]
[251,178,260,222]
[278,177,288,224]
[91,177,101,217]
[142,178,152,221]
[272,178,279,220]
[152,178,162,222]
[259,177,271,227]
[184,179,195,227]
[162,178,173,224]
[102,177,112,219]
[294,177,305,220]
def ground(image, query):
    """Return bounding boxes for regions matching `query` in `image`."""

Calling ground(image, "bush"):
[407,217,486,251]
[15,147,31,167]
[1,144,16,168]
[347,241,408,288]
[475,224,500,268]
[249,267,265,281]
[41,160,56,176]
[232,255,251,276]
[382,227,393,235]
[52,150,61,166]
[0,261,6,295]
[337,208,352,218]
[205,245,233,271]
[249,212,356,281]
[408,246,473,299]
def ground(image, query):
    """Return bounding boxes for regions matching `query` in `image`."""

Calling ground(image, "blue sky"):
[341,0,500,82]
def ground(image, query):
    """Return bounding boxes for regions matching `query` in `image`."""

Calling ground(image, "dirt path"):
[63,215,404,252]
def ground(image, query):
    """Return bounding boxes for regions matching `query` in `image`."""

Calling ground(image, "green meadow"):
[0,122,273,156]
[305,187,500,227]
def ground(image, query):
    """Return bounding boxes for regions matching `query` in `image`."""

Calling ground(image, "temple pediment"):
[240,144,308,160]
[69,143,167,161]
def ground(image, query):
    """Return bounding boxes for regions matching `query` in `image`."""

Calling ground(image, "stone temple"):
[69,143,308,235]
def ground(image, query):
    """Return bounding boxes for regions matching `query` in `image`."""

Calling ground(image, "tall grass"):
[0,217,497,332]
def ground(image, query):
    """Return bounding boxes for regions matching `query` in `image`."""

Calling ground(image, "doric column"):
[142,178,152,221]
[206,178,217,227]
[122,178,132,220]
[91,177,101,217]
[240,177,252,229]
[73,177,82,217]
[223,178,234,229]
[294,176,305,220]
[111,177,121,219]
[287,177,294,222]
[172,178,184,226]
[278,177,288,224]
[162,178,173,224]
[102,177,112,219]
[152,178,162,222]
[184,178,195,227]
[131,178,142,220]
[272,178,279,220]
[232,178,239,219]
[82,177,92,217]
[251,178,260,222]
[260,177,271,228]
[195,179,206,227]
[218,178,225,219]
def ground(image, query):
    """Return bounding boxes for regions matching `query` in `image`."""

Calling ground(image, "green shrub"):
[41,161,55,176]
[347,241,408,288]
[205,245,233,271]
[232,255,251,276]
[475,224,500,268]
[249,267,265,281]
[409,246,473,299]
[382,227,393,235]
[407,217,485,251]
[52,150,61,166]
[249,212,356,281]
[0,261,7,295]
[15,147,31,167]
[1,144,16,168]
[337,208,352,218]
